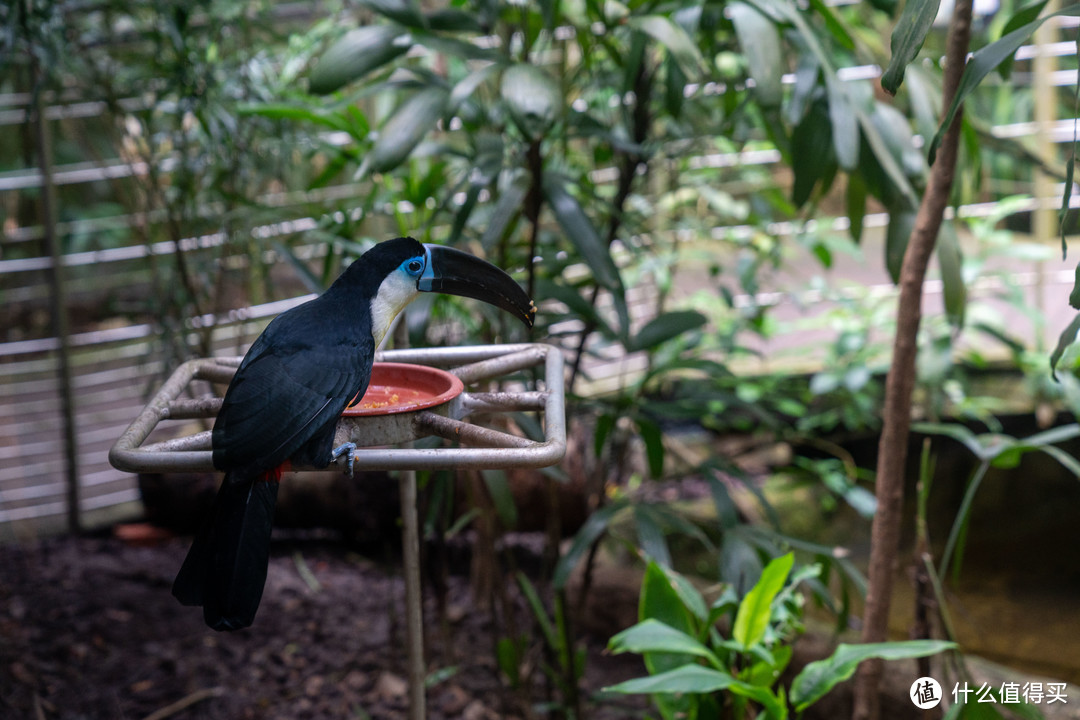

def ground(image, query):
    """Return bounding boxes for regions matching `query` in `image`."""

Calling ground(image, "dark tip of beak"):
[419,245,535,328]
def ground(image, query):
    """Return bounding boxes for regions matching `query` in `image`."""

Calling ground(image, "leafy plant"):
[604,554,955,719]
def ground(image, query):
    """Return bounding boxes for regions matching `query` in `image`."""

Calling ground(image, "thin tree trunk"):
[29,39,82,535]
[851,2,974,718]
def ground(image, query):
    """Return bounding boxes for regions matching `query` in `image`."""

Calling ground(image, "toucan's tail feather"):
[171,472,279,631]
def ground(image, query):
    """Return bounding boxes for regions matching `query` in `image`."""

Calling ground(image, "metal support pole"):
[393,320,426,720]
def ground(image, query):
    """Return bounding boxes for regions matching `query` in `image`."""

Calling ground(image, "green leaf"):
[732,552,794,650]
[542,173,628,329]
[1051,312,1080,380]
[997,0,1051,78]
[846,173,868,243]
[636,418,666,479]
[826,80,859,171]
[604,663,739,694]
[309,25,412,94]
[358,0,426,27]
[238,103,352,133]
[937,220,966,329]
[792,97,835,207]
[881,0,942,93]
[628,310,707,352]
[361,86,449,176]
[730,2,784,108]
[553,499,628,589]
[479,170,529,253]
[516,573,559,650]
[627,15,708,80]
[609,619,719,663]
[449,63,502,113]
[885,205,918,284]
[500,64,562,139]
[536,278,615,338]
[807,0,855,51]
[481,469,518,529]
[635,506,672,566]
[928,3,1080,164]
[790,641,955,712]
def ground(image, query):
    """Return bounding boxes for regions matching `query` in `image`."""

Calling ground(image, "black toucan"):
[172,237,535,631]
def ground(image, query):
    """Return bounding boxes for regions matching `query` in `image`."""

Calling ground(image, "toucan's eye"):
[407,259,423,275]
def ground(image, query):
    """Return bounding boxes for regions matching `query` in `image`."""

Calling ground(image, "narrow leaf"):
[730,2,785,108]
[937,220,966,328]
[627,15,708,79]
[790,640,955,712]
[553,500,628,589]
[732,552,794,650]
[885,205,918,284]
[309,25,412,94]
[998,0,1051,78]
[1050,312,1080,380]
[881,0,942,93]
[929,4,1080,165]
[542,173,623,292]
[628,310,707,352]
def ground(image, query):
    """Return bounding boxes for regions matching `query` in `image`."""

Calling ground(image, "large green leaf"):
[308,25,412,94]
[500,64,562,139]
[605,664,787,720]
[604,663,740,694]
[789,641,955,712]
[732,552,794,650]
[609,619,720,664]
[628,310,708,352]
[881,0,943,93]
[730,2,784,108]
[792,97,835,207]
[627,15,708,80]
[360,86,449,176]
[928,3,1080,164]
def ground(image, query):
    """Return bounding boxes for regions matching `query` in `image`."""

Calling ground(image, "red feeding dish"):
[342,363,464,417]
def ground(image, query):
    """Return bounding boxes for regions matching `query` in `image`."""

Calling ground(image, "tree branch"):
[852,2,974,719]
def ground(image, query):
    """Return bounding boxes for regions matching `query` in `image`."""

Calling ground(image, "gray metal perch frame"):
[109,343,566,474]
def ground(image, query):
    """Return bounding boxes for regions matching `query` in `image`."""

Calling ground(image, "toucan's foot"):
[330,442,357,478]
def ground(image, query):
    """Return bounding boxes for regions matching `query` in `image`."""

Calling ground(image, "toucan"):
[172,237,535,631]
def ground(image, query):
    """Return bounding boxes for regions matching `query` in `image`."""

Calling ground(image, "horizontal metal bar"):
[460,391,546,413]
[451,346,548,384]
[416,412,534,449]
[165,398,221,419]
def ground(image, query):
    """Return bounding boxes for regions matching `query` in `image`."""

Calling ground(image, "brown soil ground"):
[0,533,649,720]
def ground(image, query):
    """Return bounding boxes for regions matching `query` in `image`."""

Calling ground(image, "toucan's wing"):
[212,306,374,476]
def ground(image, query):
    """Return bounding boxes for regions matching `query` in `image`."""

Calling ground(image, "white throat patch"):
[369,269,421,348]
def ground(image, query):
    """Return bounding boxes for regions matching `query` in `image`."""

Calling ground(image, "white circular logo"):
[910,677,942,709]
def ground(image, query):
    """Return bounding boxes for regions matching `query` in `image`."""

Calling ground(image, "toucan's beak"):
[418,244,536,328]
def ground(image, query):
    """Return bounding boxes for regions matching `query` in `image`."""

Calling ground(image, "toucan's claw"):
[331,442,357,478]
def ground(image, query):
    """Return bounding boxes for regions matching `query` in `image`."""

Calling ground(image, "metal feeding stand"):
[110,343,566,473]
[110,343,566,720]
